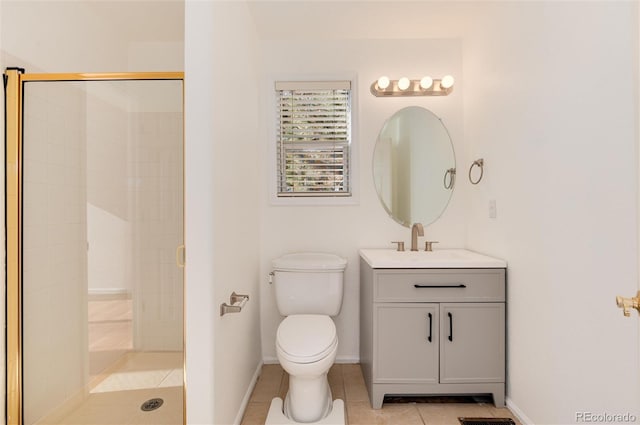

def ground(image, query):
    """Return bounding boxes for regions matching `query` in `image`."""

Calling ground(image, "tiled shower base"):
[36,352,183,425]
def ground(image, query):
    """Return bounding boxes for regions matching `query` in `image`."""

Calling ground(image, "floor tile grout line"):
[416,404,430,425]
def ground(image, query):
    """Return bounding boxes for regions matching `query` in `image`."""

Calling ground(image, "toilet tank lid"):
[272,253,347,272]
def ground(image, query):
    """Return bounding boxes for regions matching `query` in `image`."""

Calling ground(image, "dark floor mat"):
[459,418,515,425]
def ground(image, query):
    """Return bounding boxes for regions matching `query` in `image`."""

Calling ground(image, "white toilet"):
[269,252,347,424]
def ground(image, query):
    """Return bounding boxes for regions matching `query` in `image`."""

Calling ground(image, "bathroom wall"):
[1,1,183,73]
[184,1,263,424]
[462,2,640,423]
[257,38,466,362]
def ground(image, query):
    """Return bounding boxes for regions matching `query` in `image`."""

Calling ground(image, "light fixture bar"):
[370,76,454,97]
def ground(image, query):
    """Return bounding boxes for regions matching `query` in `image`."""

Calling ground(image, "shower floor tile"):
[38,352,183,425]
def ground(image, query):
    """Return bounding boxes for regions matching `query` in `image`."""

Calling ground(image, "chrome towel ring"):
[469,158,484,185]
[443,168,456,189]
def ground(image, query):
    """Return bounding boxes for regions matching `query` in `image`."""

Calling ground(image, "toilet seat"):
[276,315,337,364]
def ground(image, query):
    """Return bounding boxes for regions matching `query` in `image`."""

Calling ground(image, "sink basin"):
[359,248,506,269]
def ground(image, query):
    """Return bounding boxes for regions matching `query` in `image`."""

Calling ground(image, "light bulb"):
[377,76,390,90]
[398,77,411,91]
[440,75,455,89]
[420,76,433,90]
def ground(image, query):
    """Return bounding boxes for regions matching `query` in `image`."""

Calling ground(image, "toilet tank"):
[272,253,347,316]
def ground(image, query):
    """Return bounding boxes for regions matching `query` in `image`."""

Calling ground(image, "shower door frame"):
[3,69,186,425]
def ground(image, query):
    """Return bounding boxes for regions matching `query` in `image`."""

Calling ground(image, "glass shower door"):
[17,76,184,425]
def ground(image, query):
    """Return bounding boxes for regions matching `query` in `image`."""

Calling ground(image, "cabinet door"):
[440,303,505,383]
[375,303,439,383]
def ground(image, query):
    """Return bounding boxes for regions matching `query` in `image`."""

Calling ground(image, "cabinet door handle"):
[427,313,433,342]
[414,284,467,289]
[447,312,453,341]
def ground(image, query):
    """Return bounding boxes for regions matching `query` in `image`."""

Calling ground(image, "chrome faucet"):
[411,223,424,251]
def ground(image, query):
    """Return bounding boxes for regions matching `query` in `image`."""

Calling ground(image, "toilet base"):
[265,397,345,425]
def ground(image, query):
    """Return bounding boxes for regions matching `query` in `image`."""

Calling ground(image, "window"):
[275,80,352,197]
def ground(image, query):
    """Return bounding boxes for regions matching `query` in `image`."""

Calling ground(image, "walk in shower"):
[4,70,185,425]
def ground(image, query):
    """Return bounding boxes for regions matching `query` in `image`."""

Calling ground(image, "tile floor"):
[241,364,521,425]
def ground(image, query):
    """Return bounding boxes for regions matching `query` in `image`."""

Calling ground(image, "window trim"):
[267,74,359,206]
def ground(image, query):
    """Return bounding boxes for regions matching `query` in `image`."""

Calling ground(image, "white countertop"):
[359,248,507,269]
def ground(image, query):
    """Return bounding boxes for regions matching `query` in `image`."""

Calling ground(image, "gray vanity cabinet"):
[359,258,506,409]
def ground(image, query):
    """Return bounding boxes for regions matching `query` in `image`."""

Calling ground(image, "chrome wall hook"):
[469,158,484,185]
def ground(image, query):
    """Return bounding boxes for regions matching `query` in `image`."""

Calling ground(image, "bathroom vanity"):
[359,249,507,409]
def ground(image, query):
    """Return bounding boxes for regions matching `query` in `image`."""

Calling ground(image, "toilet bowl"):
[276,315,338,422]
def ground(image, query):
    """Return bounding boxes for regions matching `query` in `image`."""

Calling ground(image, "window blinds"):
[276,81,352,197]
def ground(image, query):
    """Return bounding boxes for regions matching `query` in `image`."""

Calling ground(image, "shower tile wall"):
[87,88,133,379]
[129,111,183,351]
[22,82,88,425]
[87,92,131,297]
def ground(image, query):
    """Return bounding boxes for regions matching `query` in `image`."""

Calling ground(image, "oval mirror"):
[372,106,455,227]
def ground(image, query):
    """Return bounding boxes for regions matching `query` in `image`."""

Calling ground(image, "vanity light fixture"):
[441,75,455,89]
[397,77,411,91]
[370,75,454,97]
[377,76,390,90]
[420,76,433,90]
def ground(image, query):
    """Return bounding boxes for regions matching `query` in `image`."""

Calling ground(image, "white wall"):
[1,1,183,73]
[462,3,640,423]
[258,38,466,361]
[184,2,215,422]
[184,1,263,424]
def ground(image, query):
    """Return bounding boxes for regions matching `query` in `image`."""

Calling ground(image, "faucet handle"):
[391,241,405,252]
[424,241,439,252]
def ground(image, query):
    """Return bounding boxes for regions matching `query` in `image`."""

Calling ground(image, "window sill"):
[269,194,359,207]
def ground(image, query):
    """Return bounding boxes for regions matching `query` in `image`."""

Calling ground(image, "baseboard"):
[506,397,534,425]
[335,355,359,364]
[263,356,279,365]
[263,355,359,365]
[233,360,263,425]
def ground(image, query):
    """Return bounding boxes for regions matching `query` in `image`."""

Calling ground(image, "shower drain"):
[141,398,164,412]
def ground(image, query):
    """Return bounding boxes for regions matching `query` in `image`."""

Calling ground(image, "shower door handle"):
[176,245,186,268]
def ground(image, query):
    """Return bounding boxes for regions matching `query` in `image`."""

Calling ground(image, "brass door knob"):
[616,291,640,317]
